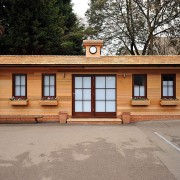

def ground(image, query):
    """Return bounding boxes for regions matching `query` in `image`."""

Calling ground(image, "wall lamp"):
[62,73,65,78]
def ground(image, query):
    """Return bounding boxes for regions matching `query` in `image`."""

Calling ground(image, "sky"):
[71,0,89,18]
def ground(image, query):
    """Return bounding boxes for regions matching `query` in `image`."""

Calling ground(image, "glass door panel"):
[106,76,116,88]
[95,76,116,113]
[96,89,105,100]
[106,89,115,100]
[96,101,105,112]
[74,76,92,114]
[95,77,105,88]
[106,101,116,112]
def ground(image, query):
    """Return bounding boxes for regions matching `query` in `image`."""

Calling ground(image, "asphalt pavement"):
[0,120,179,180]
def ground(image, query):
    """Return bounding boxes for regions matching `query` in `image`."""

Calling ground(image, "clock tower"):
[83,40,103,58]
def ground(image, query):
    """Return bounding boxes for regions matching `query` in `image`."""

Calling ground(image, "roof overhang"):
[0,55,179,68]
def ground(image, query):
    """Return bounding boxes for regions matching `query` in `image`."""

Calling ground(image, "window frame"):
[42,74,56,98]
[132,74,147,99]
[161,74,176,99]
[12,74,27,98]
[72,74,116,118]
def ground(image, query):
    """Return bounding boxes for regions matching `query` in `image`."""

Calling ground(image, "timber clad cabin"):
[0,40,180,124]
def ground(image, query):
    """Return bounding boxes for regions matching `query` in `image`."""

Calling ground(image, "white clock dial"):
[89,46,97,54]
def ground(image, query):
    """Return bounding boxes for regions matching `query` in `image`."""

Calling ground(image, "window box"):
[39,100,58,106]
[131,99,150,106]
[9,99,28,106]
[160,99,179,106]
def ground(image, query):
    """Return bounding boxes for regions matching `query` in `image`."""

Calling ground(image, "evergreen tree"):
[0,0,84,55]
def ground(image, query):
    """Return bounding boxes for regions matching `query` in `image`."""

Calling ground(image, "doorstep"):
[67,118,122,125]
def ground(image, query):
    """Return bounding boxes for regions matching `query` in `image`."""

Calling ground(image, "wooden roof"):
[83,40,103,47]
[0,55,180,67]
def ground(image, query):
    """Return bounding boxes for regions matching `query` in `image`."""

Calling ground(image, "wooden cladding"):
[0,68,180,118]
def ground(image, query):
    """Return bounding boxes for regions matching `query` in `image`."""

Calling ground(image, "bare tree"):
[168,18,180,55]
[86,0,180,55]
[153,36,180,55]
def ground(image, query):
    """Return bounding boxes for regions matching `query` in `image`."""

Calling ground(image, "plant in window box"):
[39,97,58,106]
[9,96,28,105]
[131,97,150,106]
[160,98,180,106]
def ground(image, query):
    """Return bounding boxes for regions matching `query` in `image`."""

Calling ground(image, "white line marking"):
[154,132,180,152]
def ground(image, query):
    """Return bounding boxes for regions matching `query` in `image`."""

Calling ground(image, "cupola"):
[83,40,103,58]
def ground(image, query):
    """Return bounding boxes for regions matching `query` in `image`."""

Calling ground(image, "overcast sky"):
[71,0,89,18]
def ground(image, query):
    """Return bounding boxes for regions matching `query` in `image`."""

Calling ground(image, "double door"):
[72,75,116,117]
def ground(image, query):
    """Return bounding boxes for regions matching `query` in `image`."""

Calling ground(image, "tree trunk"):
[130,43,135,55]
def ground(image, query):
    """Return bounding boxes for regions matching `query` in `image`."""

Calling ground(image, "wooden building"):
[0,40,180,124]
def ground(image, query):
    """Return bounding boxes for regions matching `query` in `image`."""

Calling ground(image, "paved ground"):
[0,120,180,180]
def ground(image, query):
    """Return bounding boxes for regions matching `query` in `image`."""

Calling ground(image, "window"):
[132,75,147,98]
[42,74,56,97]
[161,74,176,99]
[13,74,27,98]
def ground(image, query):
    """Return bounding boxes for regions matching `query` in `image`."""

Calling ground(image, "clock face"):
[89,46,97,54]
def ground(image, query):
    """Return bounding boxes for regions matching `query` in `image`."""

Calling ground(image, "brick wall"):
[0,114,180,124]
[0,115,59,124]
[131,115,180,122]
[0,115,36,123]
[37,115,59,123]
